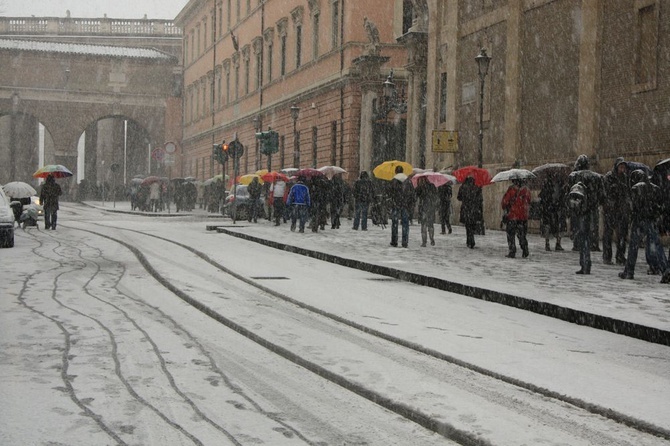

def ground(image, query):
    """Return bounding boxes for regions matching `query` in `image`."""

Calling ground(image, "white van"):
[0,187,16,248]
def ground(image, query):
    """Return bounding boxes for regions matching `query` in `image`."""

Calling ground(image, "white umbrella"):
[317,165,347,179]
[491,168,536,183]
[2,181,37,199]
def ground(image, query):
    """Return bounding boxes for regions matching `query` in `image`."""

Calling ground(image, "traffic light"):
[228,139,244,158]
[256,130,279,155]
[212,140,228,164]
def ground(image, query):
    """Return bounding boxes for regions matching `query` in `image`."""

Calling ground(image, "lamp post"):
[290,104,300,167]
[9,92,20,181]
[375,70,407,165]
[475,48,491,168]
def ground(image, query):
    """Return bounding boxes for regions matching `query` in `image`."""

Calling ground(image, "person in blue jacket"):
[286,176,311,233]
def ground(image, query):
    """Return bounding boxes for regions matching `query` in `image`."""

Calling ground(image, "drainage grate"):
[250,276,290,280]
[365,278,400,282]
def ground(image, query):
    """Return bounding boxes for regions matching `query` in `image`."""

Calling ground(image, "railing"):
[0,17,182,36]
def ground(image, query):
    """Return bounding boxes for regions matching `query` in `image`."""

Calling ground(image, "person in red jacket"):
[501,179,531,258]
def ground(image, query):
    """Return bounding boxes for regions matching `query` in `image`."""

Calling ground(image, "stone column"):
[577,0,601,157]
[503,0,523,166]
[353,55,390,173]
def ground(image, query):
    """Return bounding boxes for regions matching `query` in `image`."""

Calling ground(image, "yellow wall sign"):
[432,130,459,153]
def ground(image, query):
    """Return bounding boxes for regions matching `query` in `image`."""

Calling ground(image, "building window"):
[312,13,319,60]
[226,71,230,104]
[296,25,302,69]
[219,6,223,37]
[634,2,658,91]
[184,35,189,63]
[244,58,250,95]
[195,85,200,120]
[331,1,339,48]
[267,43,273,83]
[236,0,241,22]
[203,18,207,48]
[196,25,201,55]
[235,64,240,100]
[403,0,413,34]
[440,72,447,124]
[227,0,231,30]
[330,121,337,165]
[311,126,318,168]
[247,0,251,14]
[280,35,287,76]
[255,51,262,90]
[217,74,222,108]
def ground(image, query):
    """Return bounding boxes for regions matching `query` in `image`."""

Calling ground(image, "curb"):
[215,226,670,347]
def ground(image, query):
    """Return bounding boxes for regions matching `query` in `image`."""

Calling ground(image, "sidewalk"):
[85,200,670,345]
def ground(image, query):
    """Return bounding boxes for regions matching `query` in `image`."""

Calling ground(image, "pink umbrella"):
[411,171,456,188]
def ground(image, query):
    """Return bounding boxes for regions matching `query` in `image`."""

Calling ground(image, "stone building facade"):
[175,0,412,182]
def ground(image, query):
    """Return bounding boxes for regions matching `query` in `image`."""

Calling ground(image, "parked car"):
[0,187,15,248]
[223,185,265,220]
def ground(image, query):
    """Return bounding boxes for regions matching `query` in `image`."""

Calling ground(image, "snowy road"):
[1,203,669,445]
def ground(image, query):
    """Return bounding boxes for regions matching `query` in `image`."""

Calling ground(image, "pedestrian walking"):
[271,178,287,226]
[329,175,346,229]
[415,176,438,247]
[501,179,531,258]
[247,177,262,223]
[286,176,311,233]
[567,181,591,274]
[619,169,670,283]
[352,171,374,230]
[39,174,62,230]
[568,155,604,252]
[387,166,414,248]
[457,176,483,249]
[438,182,453,234]
[538,173,567,251]
[602,158,630,265]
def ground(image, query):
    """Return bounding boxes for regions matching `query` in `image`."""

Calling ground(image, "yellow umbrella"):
[255,169,269,176]
[372,160,413,181]
[237,174,264,185]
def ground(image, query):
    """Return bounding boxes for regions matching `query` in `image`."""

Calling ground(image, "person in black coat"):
[39,174,62,230]
[620,169,670,283]
[457,176,483,249]
[329,175,346,229]
[387,166,414,247]
[247,177,262,223]
[352,171,374,230]
[567,181,591,274]
[415,176,438,247]
[438,183,453,234]
[568,155,604,252]
[538,173,567,251]
[602,158,631,265]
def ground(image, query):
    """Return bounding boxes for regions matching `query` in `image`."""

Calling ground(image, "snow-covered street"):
[1,202,669,445]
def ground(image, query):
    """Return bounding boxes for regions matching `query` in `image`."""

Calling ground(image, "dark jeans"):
[506,220,528,256]
[290,205,309,232]
[624,220,669,277]
[273,198,285,225]
[390,207,409,247]
[353,202,369,230]
[603,213,629,263]
[44,207,58,229]
[440,205,452,233]
[574,215,592,272]
[465,223,477,248]
[248,197,261,222]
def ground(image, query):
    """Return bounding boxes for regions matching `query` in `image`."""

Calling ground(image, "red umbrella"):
[294,168,325,179]
[141,175,162,185]
[261,171,290,183]
[453,166,492,187]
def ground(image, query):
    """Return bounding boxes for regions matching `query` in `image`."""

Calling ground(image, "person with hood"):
[352,171,374,230]
[619,169,670,283]
[567,181,591,274]
[387,166,414,247]
[501,178,531,258]
[568,154,604,252]
[438,182,453,234]
[270,177,287,226]
[415,176,438,247]
[286,176,311,233]
[247,176,262,223]
[40,174,62,230]
[602,157,630,265]
[457,176,483,249]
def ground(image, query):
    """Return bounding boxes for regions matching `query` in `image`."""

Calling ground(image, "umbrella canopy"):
[280,167,299,176]
[261,171,290,183]
[491,168,536,183]
[410,171,455,188]
[133,174,146,179]
[655,158,670,171]
[255,169,269,176]
[452,166,492,187]
[237,174,264,185]
[317,165,347,179]
[532,163,571,178]
[294,168,325,179]
[2,181,37,199]
[129,178,144,186]
[568,169,602,187]
[32,164,73,179]
[624,161,653,176]
[141,175,162,186]
[373,160,413,181]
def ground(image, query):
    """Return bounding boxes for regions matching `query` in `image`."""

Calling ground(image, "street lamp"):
[375,70,407,163]
[290,104,300,167]
[475,48,491,168]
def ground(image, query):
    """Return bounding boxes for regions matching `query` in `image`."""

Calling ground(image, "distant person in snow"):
[386,166,414,248]
[40,174,62,230]
[457,176,483,249]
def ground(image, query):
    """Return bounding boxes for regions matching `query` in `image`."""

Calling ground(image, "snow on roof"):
[0,38,174,60]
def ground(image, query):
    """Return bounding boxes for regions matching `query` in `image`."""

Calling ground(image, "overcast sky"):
[0,0,189,20]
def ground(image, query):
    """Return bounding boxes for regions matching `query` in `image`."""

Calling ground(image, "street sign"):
[432,130,459,153]
[164,141,177,154]
[151,148,166,161]
[228,139,244,158]
[164,154,175,166]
